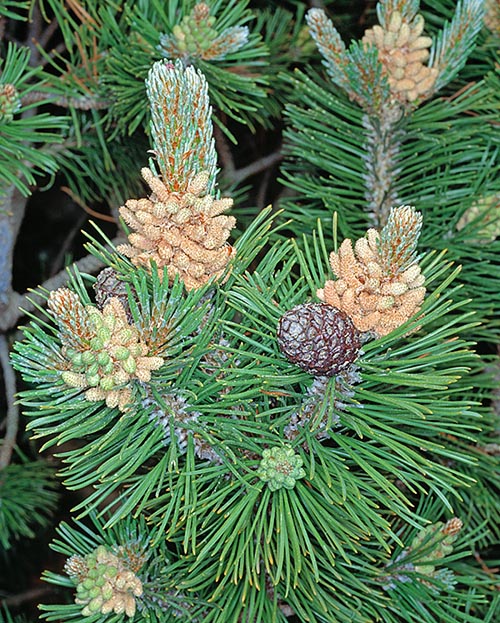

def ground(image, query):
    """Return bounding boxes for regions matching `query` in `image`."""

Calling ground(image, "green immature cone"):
[113,346,131,361]
[97,351,111,366]
[257,445,306,491]
[457,194,500,242]
[99,376,115,391]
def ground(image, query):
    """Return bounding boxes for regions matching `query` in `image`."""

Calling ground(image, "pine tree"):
[1,2,499,623]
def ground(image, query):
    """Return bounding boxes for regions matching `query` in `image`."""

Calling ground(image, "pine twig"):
[39,41,67,68]
[362,107,404,226]
[256,166,272,209]
[213,123,235,175]
[473,551,500,577]
[0,334,18,469]
[21,91,110,110]
[230,149,283,186]
[60,186,117,223]
[37,17,61,50]
[0,185,29,329]
[48,210,88,279]
[26,2,44,66]
[1,586,54,608]
[0,16,6,41]
[0,237,125,332]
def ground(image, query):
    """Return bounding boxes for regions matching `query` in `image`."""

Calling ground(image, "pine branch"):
[4,4,499,622]
[1,588,52,610]
[21,91,110,110]
[230,148,282,185]
[0,334,17,468]
[0,237,124,332]
[361,106,406,225]
[0,184,28,326]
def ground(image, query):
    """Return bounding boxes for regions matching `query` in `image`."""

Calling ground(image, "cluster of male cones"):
[362,10,438,104]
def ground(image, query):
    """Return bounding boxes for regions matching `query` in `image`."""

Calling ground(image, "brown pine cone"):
[277,303,361,376]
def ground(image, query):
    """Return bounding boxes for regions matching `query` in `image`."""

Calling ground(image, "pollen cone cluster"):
[118,167,236,290]
[362,11,438,104]
[159,2,249,61]
[318,206,426,336]
[48,288,163,411]
[65,546,143,618]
